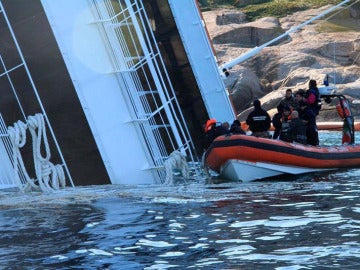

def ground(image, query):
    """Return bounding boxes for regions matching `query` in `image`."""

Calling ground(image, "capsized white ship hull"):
[0,0,234,188]
[0,0,353,189]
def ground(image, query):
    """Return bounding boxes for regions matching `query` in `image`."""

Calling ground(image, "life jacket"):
[336,99,352,119]
[279,114,292,142]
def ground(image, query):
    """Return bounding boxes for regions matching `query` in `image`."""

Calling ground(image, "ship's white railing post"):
[0,114,20,189]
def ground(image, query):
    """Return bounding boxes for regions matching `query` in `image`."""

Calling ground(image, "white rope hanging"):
[7,113,66,192]
[7,119,38,191]
[27,113,66,192]
[163,150,189,185]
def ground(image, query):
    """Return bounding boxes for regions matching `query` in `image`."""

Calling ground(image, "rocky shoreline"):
[203,4,360,122]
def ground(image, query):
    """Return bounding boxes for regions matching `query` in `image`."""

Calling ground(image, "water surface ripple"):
[0,132,360,269]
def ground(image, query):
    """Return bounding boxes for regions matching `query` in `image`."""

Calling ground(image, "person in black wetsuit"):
[298,100,319,146]
[272,104,284,139]
[246,99,271,138]
[279,105,292,142]
[204,119,228,147]
[279,88,296,109]
[290,110,307,144]
[229,119,246,134]
[305,79,321,116]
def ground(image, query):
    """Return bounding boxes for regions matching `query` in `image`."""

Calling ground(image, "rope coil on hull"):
[7,113,67,192]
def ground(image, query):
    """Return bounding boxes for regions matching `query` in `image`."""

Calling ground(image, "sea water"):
[1,131,360,269]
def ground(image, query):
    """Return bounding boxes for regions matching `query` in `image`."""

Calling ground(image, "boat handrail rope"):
[7,113,66,192]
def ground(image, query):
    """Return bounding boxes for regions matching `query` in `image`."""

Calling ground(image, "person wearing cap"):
[246,99,271,138]
[298,100,319,146]
[204,118,228,147]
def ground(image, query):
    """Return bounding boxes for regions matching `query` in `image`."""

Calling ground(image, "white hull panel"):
[168,0,235,122]
[220,159,334,182]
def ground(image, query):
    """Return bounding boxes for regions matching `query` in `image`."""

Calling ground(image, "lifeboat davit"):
[204,134,360,182]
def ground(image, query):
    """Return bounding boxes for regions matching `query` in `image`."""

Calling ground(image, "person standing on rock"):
[246,99,271,138]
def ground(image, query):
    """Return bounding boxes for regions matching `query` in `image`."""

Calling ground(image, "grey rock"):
[203,6,360,121]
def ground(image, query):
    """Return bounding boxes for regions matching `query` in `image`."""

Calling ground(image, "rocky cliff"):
[203,4,360,121]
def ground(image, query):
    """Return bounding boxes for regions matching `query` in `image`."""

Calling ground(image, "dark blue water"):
[1,131,360,270]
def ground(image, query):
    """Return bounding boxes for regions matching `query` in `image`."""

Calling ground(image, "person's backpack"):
[306,88,321,114]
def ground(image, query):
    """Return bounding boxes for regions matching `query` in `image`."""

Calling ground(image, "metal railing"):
[89,0,198,182]
[0,2,74,190]
[0,114,19,189]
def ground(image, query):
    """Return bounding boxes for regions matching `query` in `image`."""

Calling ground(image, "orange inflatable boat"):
[204,134,360,182]
[204,94,359,181]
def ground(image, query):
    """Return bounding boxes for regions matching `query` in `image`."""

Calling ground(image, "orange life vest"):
[336,99,351,119]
